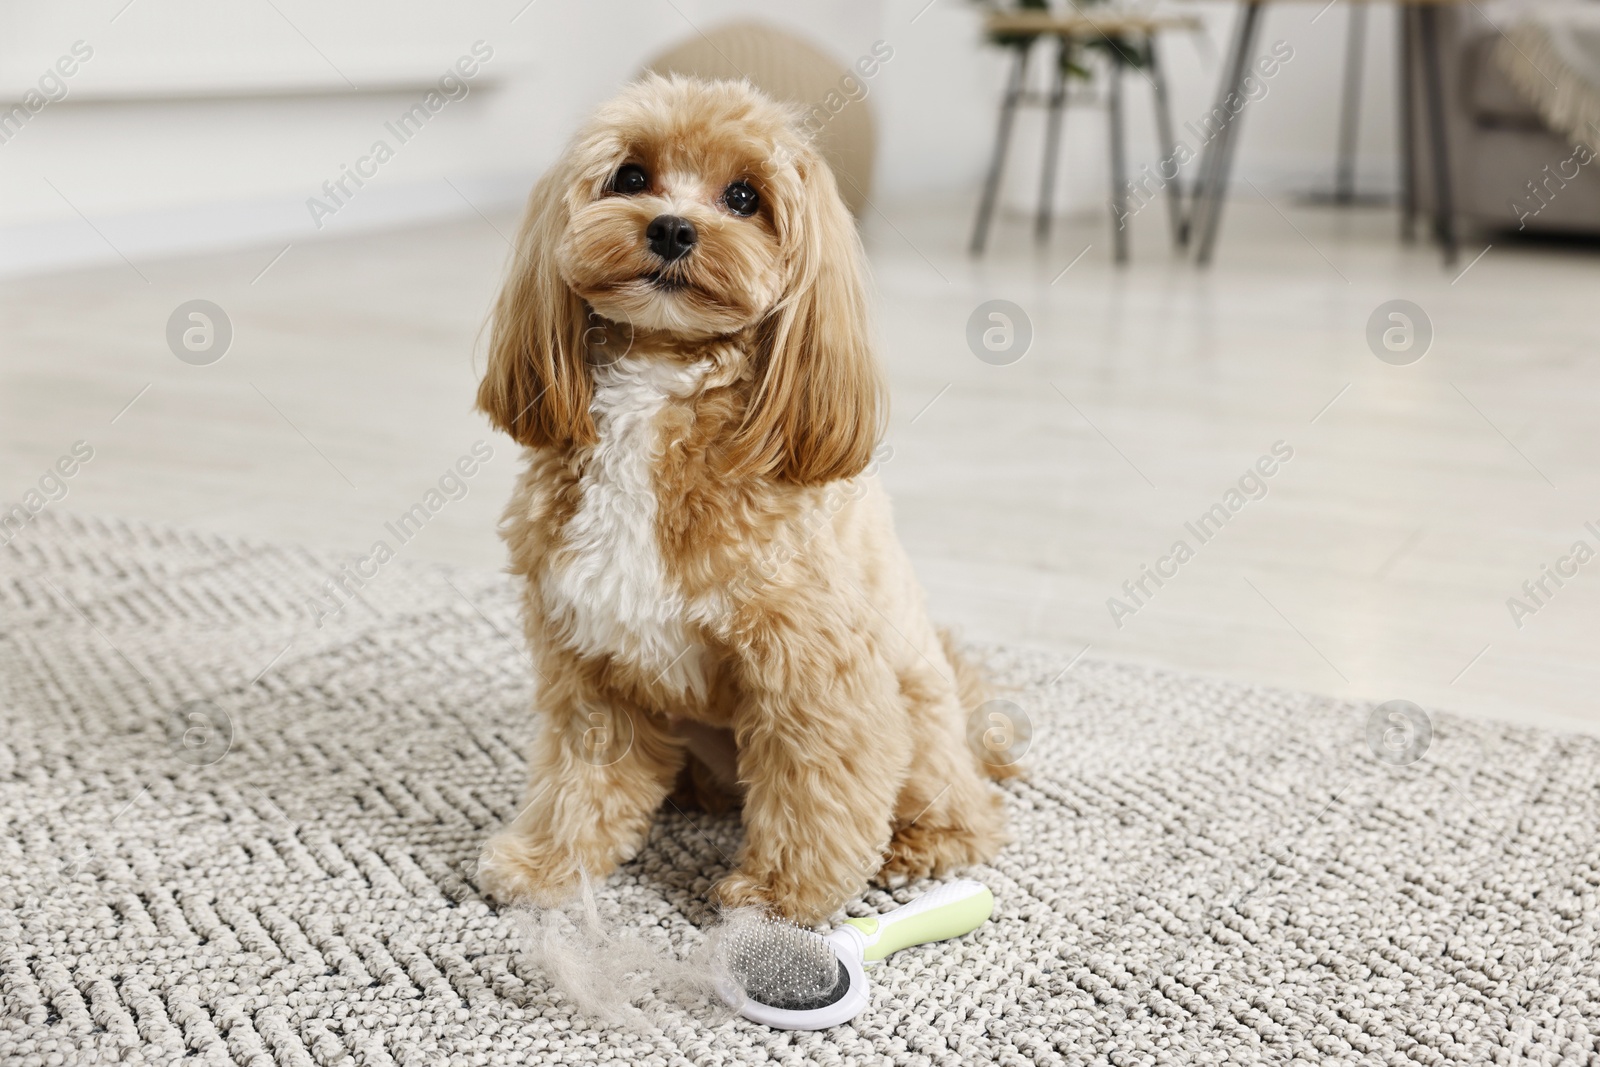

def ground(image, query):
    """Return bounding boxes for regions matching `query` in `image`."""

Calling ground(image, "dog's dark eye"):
[723,181,759,217]
[612,164,649,195]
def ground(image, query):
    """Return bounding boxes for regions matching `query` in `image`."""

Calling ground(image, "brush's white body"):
[724,879,994,1030]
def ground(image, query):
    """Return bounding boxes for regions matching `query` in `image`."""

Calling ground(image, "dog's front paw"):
[710,870,779,915]
[875,821,950,887]
[476,829,585,908]
[712,867,857,925]
[876,801,1007,889]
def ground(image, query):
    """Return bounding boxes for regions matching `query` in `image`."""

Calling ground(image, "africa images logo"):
[1107,441,1294,628]
[305,42,494,229]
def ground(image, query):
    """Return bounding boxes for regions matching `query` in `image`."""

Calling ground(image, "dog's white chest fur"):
[542,354,708,694]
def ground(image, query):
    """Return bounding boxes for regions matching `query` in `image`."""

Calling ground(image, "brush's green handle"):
[842,879,993,962]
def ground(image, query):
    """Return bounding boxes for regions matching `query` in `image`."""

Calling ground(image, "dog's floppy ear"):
[477,162,596,449]
[732,147,885,486]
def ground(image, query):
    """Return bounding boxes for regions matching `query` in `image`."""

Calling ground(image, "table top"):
[983,11,1204,36]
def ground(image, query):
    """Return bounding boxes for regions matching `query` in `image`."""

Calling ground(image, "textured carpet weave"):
[3,513,1600,1065]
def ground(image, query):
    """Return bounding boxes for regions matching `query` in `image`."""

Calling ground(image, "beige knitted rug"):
[3,513,1599,1066]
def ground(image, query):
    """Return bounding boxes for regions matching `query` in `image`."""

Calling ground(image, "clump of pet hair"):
[509,873,736,1030]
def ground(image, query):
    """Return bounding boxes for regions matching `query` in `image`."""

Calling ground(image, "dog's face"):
[479,75,884,485]
[554,83,795,336]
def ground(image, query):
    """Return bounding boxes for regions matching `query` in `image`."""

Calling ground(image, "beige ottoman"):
[645,21,878,217]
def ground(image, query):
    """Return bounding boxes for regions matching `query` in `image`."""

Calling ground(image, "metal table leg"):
[1146,35,1186,247]
[1036,39,1070,243]
[1192,0,1264,266]
[1188,2,1251,253]
[1397,6,1418,241]
[1108,53,1129,263]
[1416,4,1458,263]
[970,42,1033,255]
[1334,3,1367,204]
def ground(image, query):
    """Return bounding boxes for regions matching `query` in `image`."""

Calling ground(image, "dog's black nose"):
[645,214,696,262]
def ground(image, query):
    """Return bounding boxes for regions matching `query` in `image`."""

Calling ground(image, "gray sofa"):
[1410,7,1600,237]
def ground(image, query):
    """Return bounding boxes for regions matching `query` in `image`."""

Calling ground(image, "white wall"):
[0,0,1400,275]
[0,0,881,273]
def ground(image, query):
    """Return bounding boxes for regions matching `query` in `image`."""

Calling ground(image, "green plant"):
[972,0,1150,79]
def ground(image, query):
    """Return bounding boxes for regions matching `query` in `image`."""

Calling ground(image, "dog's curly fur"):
[476,74,1014,923]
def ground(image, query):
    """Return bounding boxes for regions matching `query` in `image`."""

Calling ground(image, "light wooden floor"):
[4,195,1599,735]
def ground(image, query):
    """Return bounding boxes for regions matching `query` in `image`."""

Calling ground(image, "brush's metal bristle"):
[712,911,845,1012]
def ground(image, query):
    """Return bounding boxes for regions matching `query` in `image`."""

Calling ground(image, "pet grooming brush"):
[712,879,994,1030]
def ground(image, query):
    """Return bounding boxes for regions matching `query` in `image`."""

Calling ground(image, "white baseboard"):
[0,170,534,278]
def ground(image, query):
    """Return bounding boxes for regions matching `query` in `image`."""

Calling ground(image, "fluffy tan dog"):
[476,74,1012,923]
